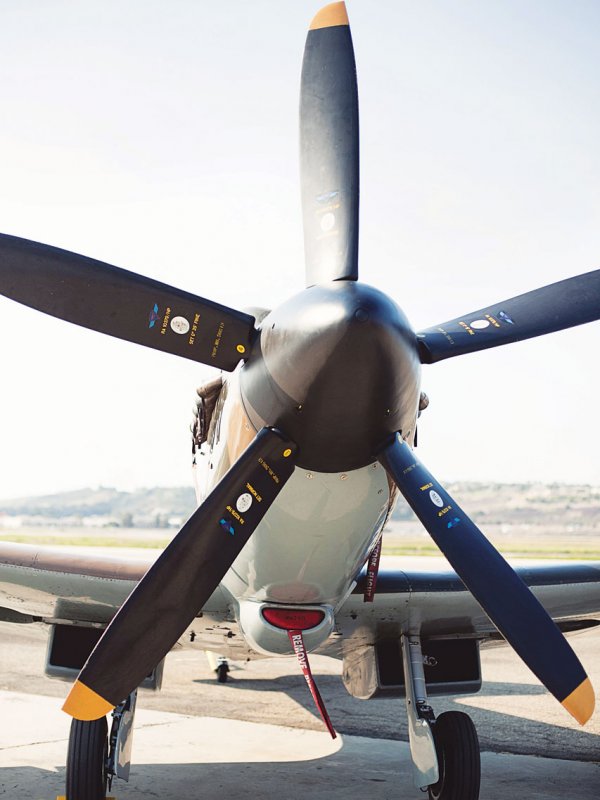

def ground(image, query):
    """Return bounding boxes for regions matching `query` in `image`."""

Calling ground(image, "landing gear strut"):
[65,690,137,800]
[401,635,481,800]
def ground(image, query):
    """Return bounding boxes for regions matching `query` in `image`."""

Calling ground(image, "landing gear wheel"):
[428,711,480,800]
[216,662,229,683]
[66,716,108,800]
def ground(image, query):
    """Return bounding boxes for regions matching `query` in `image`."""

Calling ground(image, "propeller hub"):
[240,281,421,472]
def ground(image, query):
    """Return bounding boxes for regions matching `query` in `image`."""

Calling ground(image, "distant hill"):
[392,481,600,528]
[0,482,598,535]
[0,486,196,529]
[387,482,600,556]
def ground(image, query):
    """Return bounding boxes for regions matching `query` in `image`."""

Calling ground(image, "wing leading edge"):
[2,543,598,640]
[334,559,600,648]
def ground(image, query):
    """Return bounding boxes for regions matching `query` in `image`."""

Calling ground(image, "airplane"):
[1,2,600,799]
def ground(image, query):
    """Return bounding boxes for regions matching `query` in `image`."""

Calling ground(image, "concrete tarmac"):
[1,621,599,800]
[1,690,600,800]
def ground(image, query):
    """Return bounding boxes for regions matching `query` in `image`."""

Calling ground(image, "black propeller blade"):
[62,427,297,720]
[379,434,594,725]
[0,233,256,371]
[417,269,600,364]
[300,1,359,286]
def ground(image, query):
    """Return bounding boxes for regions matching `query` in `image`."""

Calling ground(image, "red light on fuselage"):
[262,607,325,631]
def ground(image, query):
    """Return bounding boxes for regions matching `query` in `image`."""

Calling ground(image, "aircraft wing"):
[1,543,599,659]
[0,542,246,657]
[333,559,600,653]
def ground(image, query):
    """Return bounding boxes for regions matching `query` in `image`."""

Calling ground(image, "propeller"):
[300,1,359,286]
[0,233,256,371]
[417,270,600,364]
[378,434,595,725]
[0,0,597,732]
[63,427,297,720]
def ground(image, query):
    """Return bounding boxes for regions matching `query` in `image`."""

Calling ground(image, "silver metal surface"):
[223,463,390,607]
[196,370,392,611]
[237,601,335,655]
[108,689,138,783]
[401,635,439,789]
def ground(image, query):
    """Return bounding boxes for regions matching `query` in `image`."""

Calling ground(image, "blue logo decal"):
[316,190,339,204]
[498,310,514,325]
[219,517,235,536]
[148,303,160,328]
[447,517,461,529]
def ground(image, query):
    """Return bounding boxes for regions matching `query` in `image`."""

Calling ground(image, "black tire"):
[216,662,229,683]
[428,711,480,800]
[66,716,108,800]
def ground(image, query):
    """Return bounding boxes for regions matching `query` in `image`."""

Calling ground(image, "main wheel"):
[428,711,480,800]
[66,716,108,800]
[216,662,229,683]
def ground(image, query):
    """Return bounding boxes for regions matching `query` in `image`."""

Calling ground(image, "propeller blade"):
[378,434,595,725]
[0,233,256,371]
[300,2,359,286]
[416,270,600,364]
[62,427,297,720]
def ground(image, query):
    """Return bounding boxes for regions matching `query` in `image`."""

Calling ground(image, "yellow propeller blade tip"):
[310,2,349,30]
[561,677,595,725]
[62,679,114,720]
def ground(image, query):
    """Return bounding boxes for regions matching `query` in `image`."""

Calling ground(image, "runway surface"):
[1,620,599,799]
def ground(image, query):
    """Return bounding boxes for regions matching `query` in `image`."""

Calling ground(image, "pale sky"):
[1,0,599,500]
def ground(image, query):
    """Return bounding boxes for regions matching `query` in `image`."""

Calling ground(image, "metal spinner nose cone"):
[240,281,421,472]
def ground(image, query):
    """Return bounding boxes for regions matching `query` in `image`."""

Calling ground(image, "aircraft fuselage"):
[196,280,422,655]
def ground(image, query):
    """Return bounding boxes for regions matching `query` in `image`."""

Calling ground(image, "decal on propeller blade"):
[498,310,515,324]
[447,516,461,529]
[320,212,336,231]
[236,493,253,513]
[226,505,245,525]
[188,313,201,345]
[316,190,339,204]
[148,303,160,328]
[434,326,455,345]
[211,322,225,359]
[245,482,262,502]
[471,319,490,330]
[258,457,281,485]
[219,517,235,536]
[160,307,171,335]
[429,489,444,508]
[170,316,190,335]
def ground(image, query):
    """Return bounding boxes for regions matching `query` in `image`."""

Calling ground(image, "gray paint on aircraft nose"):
[223,463,391,609]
